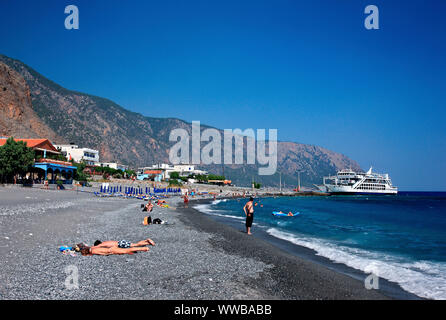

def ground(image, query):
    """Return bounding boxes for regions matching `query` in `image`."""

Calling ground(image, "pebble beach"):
[0,186,393,300]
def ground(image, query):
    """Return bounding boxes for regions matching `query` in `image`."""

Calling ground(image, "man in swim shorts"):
[243,197,255,235]
[75,238,155,251]
[79,246,149,256]
[75,238,155,256]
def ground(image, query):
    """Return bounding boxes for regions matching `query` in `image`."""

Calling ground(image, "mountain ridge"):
[0,54,361,187]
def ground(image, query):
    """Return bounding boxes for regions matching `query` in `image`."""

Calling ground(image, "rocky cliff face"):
[0,62,64,142]
[0,54,361,187]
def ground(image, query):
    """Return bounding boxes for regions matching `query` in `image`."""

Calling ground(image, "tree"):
[124,169,135,178]
[195,174,208,183]
[0,137,35,183]
[208,174,225,181]
[72,161,88,182]
[168,179,182,187]
[169,171,180,179]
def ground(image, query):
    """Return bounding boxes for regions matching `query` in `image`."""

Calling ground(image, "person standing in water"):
[243,197,255,235]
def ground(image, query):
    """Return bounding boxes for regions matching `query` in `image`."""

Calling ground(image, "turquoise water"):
[194,192,446,299]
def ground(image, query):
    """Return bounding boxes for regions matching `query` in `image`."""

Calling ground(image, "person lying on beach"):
[74,239,156,256]
[75,238,155,251]
[93,239,155,247]
[79,246,149,256]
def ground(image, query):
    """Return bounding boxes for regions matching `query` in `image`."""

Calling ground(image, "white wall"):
[55,145,100,165]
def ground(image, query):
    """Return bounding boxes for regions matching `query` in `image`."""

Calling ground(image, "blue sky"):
[1,0,445,190]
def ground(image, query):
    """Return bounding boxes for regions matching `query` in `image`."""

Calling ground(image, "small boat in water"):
[315,167,398,195]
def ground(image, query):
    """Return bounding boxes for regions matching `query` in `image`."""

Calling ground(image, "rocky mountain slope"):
[0,54,361,187]
[0,62,64,142]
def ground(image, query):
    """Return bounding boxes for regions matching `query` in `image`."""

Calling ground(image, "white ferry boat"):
[315,167,398,195]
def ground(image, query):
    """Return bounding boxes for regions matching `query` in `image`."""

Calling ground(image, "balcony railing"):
[35,158,74,167]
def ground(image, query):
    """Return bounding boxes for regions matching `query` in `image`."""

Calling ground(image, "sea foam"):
[194,203,244,221]
[266,227,446,300]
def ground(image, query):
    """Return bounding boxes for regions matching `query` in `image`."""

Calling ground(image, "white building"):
[100,162,129,171]
[138,163,208,180]
[55,144,100,166]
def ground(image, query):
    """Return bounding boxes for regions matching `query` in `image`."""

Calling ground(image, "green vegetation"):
[195,174,208,183]
[113,172,122,179]
[168,179,182,186]
[253,182,261,189]
[0,137,35,183]
[35,153,68,162]
[208,174,225,181]
[92,166,135,180]
[124,169,136,178]
[71,161,89,182]
[169,171,180,179]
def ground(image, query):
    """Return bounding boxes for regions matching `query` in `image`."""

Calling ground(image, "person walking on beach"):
[243,197,255,235]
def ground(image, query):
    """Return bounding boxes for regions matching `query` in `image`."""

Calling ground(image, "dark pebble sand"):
[0,186,417,300]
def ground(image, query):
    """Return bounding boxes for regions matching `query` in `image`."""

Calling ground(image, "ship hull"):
[325,185,398,195]
[329,191,398,196]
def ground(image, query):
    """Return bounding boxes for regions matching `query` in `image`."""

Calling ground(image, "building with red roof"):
[0,137,76,184]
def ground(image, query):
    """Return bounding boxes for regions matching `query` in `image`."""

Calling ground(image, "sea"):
[194,192,446,300]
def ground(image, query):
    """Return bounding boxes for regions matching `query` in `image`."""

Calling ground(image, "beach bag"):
[143,216,152,225]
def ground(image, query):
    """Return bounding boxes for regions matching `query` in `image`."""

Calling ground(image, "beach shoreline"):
[0,186,421,300]
[182,198,423,300]
[184,197,423,300]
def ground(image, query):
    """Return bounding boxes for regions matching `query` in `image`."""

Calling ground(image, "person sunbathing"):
[74,238,155,252]
[80,246,149,256]
[92,239,155,248]
[74,239,155,256]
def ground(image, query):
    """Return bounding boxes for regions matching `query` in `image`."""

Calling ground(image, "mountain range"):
[0,54,361,187]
